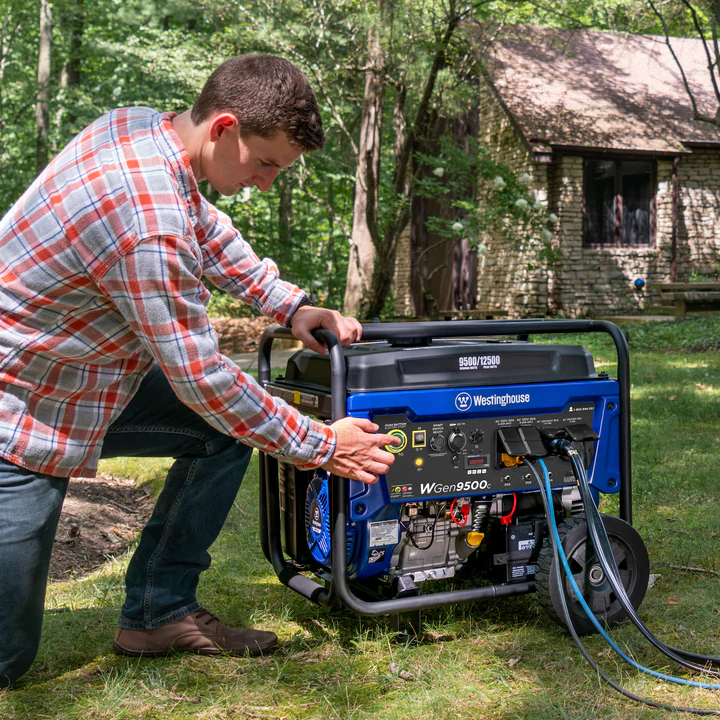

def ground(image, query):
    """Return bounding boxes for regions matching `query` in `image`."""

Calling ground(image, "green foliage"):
[538,317,720,368]
[627,316,720,352]
[689,269,720,282]
[2,0,708,318]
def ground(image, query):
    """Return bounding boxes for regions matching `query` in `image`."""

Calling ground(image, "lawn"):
[1,318,719,719]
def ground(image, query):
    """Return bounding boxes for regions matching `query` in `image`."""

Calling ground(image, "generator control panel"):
[376,404,597,502]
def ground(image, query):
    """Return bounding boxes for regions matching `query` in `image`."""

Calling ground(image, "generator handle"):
[257,326,348,608]
[258,326,348,417]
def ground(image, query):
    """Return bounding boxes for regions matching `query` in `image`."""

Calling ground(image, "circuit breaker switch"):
[412,430,427,448]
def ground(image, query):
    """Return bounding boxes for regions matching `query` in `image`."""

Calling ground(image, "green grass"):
[2,333,720,718]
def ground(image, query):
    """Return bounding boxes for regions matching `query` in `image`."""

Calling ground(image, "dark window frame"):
[582,156,657,247]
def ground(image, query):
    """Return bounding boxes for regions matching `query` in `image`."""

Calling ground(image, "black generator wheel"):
[535,514,650,636]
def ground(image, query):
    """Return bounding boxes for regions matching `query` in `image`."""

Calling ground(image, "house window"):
[583,159,655,246]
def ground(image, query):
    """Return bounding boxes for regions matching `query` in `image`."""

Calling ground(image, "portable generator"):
[257,320,649,637]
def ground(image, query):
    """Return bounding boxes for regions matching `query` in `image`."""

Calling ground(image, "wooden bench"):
[649,282,720,319]
[440,309,509,320]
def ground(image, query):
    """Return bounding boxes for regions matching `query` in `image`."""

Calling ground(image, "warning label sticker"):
[301,392,319,408]
[369,520,399,547]
[268,386,319,409]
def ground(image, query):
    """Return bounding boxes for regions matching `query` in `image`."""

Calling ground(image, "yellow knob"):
[414,457,424,467]
[466,532,485,548]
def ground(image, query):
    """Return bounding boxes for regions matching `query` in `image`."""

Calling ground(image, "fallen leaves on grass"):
[388,662,415,681]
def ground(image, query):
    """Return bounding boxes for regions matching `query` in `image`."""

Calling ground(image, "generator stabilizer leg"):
[390,610,422,644]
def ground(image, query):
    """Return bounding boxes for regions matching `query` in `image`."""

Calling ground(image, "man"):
[0,54,399,686]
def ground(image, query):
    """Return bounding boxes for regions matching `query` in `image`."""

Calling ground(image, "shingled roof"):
[481,25,720,156]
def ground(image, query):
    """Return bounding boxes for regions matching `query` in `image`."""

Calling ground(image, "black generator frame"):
[257,319,631,617]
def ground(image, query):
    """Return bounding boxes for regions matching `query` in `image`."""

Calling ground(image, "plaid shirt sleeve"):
[197,199,306,324]
[97,234,336,468]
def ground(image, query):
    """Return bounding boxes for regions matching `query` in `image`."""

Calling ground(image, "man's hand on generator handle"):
[289,306,362,354]
[322,417,401,484]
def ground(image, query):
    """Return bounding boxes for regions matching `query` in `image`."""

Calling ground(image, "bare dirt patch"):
[50,473,155,581]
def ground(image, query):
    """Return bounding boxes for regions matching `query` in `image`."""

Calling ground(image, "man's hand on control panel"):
[322,417,402,484]
[289,305,362,354]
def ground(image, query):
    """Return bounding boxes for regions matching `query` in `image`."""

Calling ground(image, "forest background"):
[0,0,713,319]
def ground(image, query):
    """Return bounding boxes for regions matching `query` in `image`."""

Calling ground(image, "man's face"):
[204,114,303,196]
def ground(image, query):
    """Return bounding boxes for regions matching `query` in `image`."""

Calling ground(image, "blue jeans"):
[0,365,252,686]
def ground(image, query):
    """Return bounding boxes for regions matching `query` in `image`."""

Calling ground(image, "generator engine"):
[269,335,620,602]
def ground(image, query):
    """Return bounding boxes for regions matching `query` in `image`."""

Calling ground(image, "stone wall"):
[548,157,673,316]
[676,150,720,279]
[550,152,720,317]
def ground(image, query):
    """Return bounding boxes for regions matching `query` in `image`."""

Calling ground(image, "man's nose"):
[253,167,280,192]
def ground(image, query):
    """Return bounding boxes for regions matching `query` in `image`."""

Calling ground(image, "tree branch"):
[680,0,720,107]
[648,0,717,125]
[392,1,461,199]
[364,147,383,250]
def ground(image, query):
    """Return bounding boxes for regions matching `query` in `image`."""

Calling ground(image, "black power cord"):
[561,445,720,673]
[525,457,720,715]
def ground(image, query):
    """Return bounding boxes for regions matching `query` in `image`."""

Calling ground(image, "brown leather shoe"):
[113,609,278,657]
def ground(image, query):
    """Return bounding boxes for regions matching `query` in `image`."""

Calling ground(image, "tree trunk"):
[326,177,335,298]
[35,0,52,175]
[343,2,387,317]
[55,0,83,138]
[66,0,82,88]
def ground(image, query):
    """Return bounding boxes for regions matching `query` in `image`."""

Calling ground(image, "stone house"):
[394,26,720,318]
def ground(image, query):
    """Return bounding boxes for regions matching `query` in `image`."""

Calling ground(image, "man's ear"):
[208,112,239,141]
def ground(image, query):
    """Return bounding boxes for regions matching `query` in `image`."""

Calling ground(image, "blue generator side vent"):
[305,471,355,567]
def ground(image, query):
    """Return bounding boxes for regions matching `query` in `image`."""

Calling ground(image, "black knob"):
[469,429,484,444]
[447,430,467,452]
[430,434,445,452]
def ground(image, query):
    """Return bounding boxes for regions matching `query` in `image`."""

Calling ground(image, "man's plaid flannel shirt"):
[0,107,336,478]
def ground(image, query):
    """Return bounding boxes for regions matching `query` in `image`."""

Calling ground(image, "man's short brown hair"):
[191,55,325,152]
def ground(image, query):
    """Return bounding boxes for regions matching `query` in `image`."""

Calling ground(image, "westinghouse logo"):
[455,391,531,411]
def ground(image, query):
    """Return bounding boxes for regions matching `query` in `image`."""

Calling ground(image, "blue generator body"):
[265,331,623,600]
